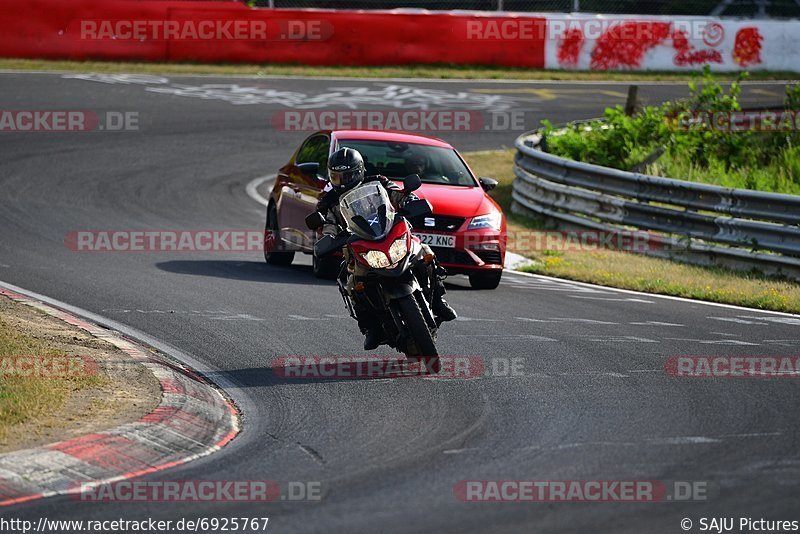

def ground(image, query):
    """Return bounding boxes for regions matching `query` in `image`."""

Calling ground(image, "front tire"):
[396,294,439,374]
[264,204,295,266]
[469,271,502,290]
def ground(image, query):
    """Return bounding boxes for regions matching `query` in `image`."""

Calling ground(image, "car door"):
[277,133,331,251]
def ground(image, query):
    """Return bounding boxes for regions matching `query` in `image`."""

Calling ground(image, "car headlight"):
[468,211,502,231]
[361,250,391,269]
[388,236,408,264]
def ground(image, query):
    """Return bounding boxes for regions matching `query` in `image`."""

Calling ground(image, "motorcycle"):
[305,174,443,374]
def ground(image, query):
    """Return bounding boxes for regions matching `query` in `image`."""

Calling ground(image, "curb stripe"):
[0,283,240,507]
[49,434,163,472]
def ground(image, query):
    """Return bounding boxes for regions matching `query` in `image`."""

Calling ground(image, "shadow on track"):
[201,358,451,388]
[155,260,332,286]
[156,260,481,290]
[439,275,478,291]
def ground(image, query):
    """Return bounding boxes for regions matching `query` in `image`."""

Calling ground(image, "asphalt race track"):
[1,72,799,533]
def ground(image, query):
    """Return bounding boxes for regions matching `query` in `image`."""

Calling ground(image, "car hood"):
[415,184,488,217]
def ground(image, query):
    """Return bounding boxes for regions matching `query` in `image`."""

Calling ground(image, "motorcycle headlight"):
[361,250,391,269]
[468,211,502,231]
[388,236,408,264]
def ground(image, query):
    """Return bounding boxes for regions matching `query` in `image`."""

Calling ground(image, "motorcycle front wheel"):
[395,293,440,374]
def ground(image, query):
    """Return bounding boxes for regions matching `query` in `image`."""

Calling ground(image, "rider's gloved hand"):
[400,193,420,208]
[317,194,336,214]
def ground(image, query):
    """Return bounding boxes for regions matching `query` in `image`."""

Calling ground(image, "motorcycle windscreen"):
[339,182,396,241]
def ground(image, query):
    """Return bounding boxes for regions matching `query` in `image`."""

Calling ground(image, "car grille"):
[431,247,475,266]
[410,215,465,233]
[431,248,502,266]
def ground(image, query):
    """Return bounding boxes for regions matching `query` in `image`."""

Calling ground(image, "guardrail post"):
[624,85,639,116]
[631,146,665,173]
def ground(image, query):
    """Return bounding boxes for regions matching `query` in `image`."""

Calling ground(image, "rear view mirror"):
[400,199,432,218]
[305,211,326,230]
[297,162,321,178]
[403,173,422,193]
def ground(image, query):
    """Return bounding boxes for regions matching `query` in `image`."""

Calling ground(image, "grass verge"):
[462,149,800,314]
[0,296,160,452]
[0,308,102,440]
[1,58,798,81]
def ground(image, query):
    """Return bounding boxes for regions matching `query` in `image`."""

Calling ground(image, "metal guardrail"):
[512,130,800,280]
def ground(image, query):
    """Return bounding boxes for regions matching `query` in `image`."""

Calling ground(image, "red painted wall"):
[0,0,546,68]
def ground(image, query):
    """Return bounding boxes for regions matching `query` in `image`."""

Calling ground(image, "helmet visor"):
[329,168,363,188]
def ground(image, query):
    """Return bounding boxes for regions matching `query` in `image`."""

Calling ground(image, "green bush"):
[541,67,800,195]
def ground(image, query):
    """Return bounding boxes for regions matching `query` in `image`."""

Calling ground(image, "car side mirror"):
[479,177,498,192]
[403,173,422,193]
[305,211,326,230]
[297,162,320,178]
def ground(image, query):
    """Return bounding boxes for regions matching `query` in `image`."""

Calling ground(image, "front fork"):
[411,259,439,330]
[336,260,358,321]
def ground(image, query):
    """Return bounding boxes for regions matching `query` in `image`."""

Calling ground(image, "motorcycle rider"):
[317,147,457,350]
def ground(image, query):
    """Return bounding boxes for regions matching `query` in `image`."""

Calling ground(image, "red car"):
[263,130,506,289]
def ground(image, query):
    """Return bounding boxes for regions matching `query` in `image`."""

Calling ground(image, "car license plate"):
[416,233,455,248]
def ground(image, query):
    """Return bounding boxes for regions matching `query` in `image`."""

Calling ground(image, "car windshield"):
[339,181,396,241]
[336,139,477,187]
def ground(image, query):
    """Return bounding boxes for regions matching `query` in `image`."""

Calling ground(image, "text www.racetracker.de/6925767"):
[0,517,270,533]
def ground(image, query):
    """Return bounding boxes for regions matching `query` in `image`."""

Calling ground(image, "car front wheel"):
[264,204,295,266]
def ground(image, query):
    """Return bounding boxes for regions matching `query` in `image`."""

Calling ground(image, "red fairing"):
[350,219,412,267]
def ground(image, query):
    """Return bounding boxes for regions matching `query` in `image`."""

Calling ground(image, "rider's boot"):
[432,293,457,322]
[431,264,457,322]
[363,327,386,351]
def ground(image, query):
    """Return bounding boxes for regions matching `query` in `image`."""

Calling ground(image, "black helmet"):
[327,147,365,191]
